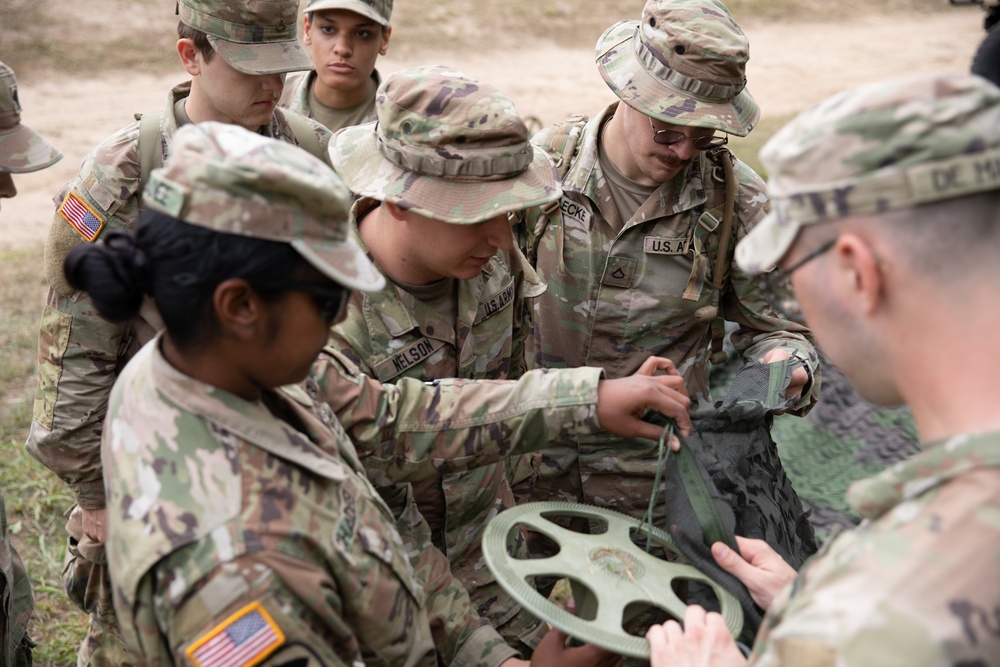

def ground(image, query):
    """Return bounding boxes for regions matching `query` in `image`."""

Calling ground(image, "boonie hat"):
[736,73,1000,275]
[143,122,384,292]
[596,0,759,136]
[303,0,392,25]
[178,0,313,75]
[0,62,62,173]
[329,65,560,224]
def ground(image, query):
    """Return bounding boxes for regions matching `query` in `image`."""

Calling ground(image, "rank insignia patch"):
[185,602,285,667]
[58,192,105,242]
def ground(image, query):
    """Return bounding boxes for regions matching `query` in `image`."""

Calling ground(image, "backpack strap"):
[532,114,588,274]
[703,147,739,365]
[281,110,326,162]
[137,111,164,198]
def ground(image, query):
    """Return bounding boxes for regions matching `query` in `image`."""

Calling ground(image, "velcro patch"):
[58,192,105,242]
[185,602,285,667]
[372,337,445,381]
[643,235,690,255]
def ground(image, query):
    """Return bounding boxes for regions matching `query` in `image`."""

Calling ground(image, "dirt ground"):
[2,8,985,253]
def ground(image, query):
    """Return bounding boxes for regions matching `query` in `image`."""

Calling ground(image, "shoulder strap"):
[137,111,164,198]
[282,110,326,162]
[704,147,739,365]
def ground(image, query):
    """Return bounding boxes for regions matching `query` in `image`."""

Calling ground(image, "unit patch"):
[58,192,105,242]
[185,602,285,667]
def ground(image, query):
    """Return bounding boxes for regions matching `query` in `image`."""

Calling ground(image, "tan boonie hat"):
[144,122,384,292]
[596,0,759,137]
[178,0,313,75]
[329,65,560,224]
[736,72,1000,275]
[0,62,62,173]
[304,0,392,25]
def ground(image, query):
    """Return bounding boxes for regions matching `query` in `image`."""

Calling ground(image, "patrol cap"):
[596,0,759,137]
[303,0,392,25]
[178,0,313,75]
[0,62,62,173]
[736,73,1000,275]
[329,65,560,224]
[143,122,384,292]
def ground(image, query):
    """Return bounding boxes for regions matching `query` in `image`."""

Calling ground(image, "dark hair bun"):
[63,230,152,322]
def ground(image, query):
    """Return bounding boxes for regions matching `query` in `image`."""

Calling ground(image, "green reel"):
[482,501,743,659]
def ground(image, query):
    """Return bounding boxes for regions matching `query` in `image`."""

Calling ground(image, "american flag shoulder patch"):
[185,602,285,667]
[58,192,105,242]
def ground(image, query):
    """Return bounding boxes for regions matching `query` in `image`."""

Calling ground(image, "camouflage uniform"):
[101,122,608,666]
[733,73,1000,665]
[0,60,62,667]
[280,70,382,129]
[327,66,559,649]
[24,2,324,665]
[521,0,819,520]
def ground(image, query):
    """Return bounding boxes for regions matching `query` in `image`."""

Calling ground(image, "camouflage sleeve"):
[25,288,130,509]
[721,161,821,415]
[308,349,604,484]
[387,485,519,667]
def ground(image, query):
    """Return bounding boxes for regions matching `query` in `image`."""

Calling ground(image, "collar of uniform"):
[149,334,347,482]
[846,430,1000,521]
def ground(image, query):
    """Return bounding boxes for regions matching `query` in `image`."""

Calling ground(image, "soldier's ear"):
[177,38,201,76]
[213,278,262,341]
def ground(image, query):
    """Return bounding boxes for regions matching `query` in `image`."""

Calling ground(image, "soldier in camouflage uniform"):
[280,0,391,132]
[65,121,689,666]
[0,60,62,667]
[646,72,1000,666]
[327,65,560,652]
[24,2,332,665]
[520,0,819,521]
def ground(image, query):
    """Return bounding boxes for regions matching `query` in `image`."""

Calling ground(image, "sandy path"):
[2,9,984,253]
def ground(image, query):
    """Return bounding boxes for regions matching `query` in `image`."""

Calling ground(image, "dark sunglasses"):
[283,281,351,323]
[648,116,728,150]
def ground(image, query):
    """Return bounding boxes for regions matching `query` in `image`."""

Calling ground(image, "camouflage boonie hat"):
[0,62,61,173]
[178,0,313,75]
[303,0,392,25]
[596,0,759,136]
[736,73,1000,275]
[329,65,560,224]
[144,122,384,292]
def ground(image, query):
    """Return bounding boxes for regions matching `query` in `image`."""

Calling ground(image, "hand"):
[711,537,796,610]
[646,606,746,667]
[81,507,107,545]
[762,349,809,405]
[529,626,622,667]
[597,357,692,441]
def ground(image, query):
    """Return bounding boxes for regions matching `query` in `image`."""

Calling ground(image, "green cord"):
[640,420,675,552]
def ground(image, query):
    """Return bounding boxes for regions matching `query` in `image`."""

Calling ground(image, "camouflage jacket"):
[279,69,380,130]
[104,337,605,667]
[27,82,333,510]
[0,490,32,667]
[522,103,819,405]
[329,200,544,630]
[751,430,1000,665]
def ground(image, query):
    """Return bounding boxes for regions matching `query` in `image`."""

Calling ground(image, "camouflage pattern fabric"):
[104,338,606,666]
[279,69,381,131]
[594,0,759,136]
[0,62,61,173]
[0,491,33,667]
[303,0,393,25]
[329,201,545,647]
[520,103,819,522]
[26,84,333,667]
[750,431,1000,665]
[177,0,313,75]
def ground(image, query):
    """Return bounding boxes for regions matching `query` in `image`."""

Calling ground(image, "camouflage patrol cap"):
[178,0,313,75]
[144,122,384,292]
[736,73,1000,275]
[596,0,759,136]
[0,62,61,173]
[329,65,560,224]
[304,0,392,25]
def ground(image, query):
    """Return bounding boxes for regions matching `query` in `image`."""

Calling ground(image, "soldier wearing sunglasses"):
[519,0,821,523]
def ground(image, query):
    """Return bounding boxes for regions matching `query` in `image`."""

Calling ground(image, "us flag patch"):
[58,192,105,242]
[185,602,285,667]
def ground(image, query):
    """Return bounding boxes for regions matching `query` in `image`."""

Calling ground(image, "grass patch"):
[0,248,86,666]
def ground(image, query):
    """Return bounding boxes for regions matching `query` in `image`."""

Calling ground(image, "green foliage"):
[0,249,85,665]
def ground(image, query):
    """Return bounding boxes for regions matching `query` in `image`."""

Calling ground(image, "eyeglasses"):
[761,239,837,294]
[648,116,728,150]
[281,281,351,323]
